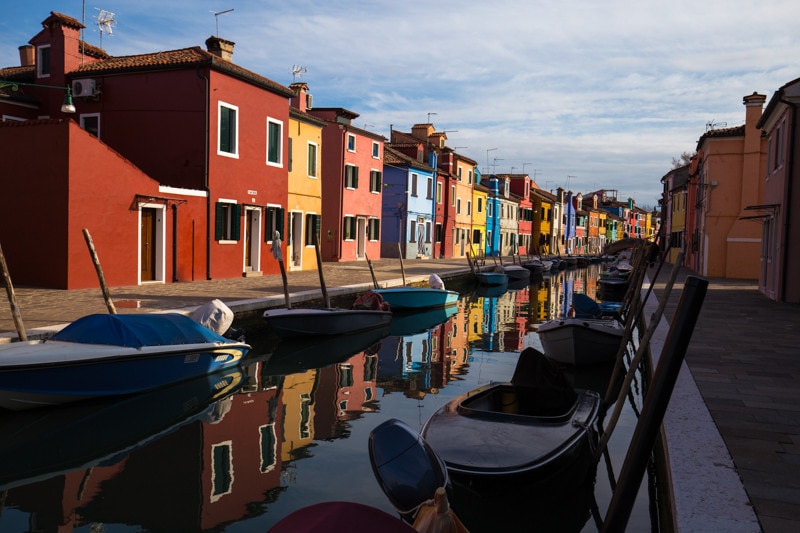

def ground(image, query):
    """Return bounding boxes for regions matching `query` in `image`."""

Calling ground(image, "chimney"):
[205,36,235,61]
[290,82,310,112]
[19,45,34,66]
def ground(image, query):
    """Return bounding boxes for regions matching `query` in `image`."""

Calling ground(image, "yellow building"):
[287,83,325,271]
[471,182,489,260]
[453,155,478,258]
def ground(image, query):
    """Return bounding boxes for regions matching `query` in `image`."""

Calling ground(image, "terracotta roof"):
[44,11,84,31]
[72,46,293,98]
[289,107,327,128]
[384,145,435,171]
[0,65,34,82]
[696,124,744,149]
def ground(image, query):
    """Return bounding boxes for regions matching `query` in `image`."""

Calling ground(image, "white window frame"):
[217,101,239,158]
[372,141,380,158]
[36,45,51,78]
[347,133,356,152]
[307,141,318,178]
[79,113,101,138]
[266,117,283,167]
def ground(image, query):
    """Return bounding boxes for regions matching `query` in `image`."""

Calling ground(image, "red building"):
[0,11,294,288]
[308,107,385,262]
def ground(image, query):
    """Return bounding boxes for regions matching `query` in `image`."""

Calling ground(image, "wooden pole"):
[314,241,331,308]
[365,253,379,289]
[0,242,27,341]
[270,231,291,309]
[82,229,117,314]
[397,243,407,286]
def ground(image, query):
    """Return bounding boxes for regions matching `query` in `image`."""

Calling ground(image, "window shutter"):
[353,167,359,189]
[277,208,285,238]
[215,202,224,240]
[231,204,241,240]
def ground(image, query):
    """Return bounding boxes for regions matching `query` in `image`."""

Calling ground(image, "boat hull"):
[372,288,459,310]
[421,382,600,485]
[0,340,248,410]
[476,271,508,286]
[537,317,624,365]
[262,307,392,337]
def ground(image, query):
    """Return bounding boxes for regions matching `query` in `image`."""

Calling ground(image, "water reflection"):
[0,264,648,533]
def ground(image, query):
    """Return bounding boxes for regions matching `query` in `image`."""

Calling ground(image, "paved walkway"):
[2,258,799,532]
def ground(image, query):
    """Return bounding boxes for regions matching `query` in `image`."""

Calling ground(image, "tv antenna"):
[705,119,727,132]
[95,9,116,48]
[211,9,234,37]
[290,65,308,82]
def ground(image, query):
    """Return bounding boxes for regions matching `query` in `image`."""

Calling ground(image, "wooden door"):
[141,208,156,281]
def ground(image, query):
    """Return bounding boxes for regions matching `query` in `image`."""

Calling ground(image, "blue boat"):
[389,305,458,337]
[0,313,250,410]
[476,270,508,286]
[372,287,459,310]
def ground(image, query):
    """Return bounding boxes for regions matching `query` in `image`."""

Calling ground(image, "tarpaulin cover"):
[50,313,230,348]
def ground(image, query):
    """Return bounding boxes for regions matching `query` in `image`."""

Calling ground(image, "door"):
[417,217,426,257]
[141,208,156,281]
[357,217,367,259]
[290,212,303,269]
[244,208,261,273]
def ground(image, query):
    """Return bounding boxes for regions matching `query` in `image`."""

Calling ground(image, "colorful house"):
[380,146,436,259]
[471,180,489,259]
[308,107,386,262]
[754,78,800,302]
[286,83,325,271]
[1,11,294,288]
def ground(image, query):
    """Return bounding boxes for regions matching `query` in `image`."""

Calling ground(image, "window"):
[456,198,462,215]
[450,185,456,206]
[457,167,463,181]
[426,177,433,199]
[426,221,432,243]
[305,214,320,245]
[307,142,318,178]
[218,103,238,156]
[410,173,418,197]
[287,137,292,172]
[211,443,233,499]
[345,165,358,189]
[36,45,50,78]
[436,182,442,204]
[347,134,356,152]
[372,141,379,158]
[80,113,100,138]
[215,201,240,241]
[488,203,493,217]
[343,216,356,240]
[472,229,482,245]
[435,223,443,242]
[467,200,472,215]
[370,170,382,193]
[468,170,473,184]
[267,118,283,166]
[264,206,285,241]
[409,220,416,242]
[477,197,483,213]
[368,218,380,241]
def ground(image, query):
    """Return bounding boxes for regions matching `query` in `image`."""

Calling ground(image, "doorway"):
[139,205,165,283]
[244,207,262,274]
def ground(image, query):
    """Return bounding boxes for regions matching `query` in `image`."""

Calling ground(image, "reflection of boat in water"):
[389,306,458,337]
[473,282,508,298]
[262,307,392,338]
[262,325,390,375]
[372,287,459,310]
[0,367,244,491]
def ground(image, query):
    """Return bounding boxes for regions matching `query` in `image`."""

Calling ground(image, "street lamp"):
[0,80,76,114]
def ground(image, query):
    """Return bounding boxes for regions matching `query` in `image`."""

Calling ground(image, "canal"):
[0,264,659,532]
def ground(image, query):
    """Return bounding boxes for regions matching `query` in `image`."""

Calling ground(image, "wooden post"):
[314,241,331,308]
[0,242,27,341]
[270,231,291,309]
[82,229,117,314]
[397,243,407,286]
[365,253,379,289]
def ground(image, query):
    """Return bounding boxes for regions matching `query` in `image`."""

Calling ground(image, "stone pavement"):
[2,257,799,532]
[647,263,800,533]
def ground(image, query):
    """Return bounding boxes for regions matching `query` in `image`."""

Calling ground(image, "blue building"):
[381,147,436,259]
[484,174,502,257]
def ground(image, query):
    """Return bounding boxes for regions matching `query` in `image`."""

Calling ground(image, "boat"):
[0,312,250,411]
[502,264,531,282]
[270,502,418,533]
[537,316,625,365]
[372,287,459,310]
[262,323,390,375]
[369,418,451,521]
[0,366,244,490]
[572,293,623,319]
[262,306,392,338]
[420,348,600,488]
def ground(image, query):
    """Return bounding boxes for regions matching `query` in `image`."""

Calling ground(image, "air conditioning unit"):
[72,79,96,98]
[306,93,313,110]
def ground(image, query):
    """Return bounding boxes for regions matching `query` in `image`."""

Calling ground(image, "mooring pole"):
[0,242,27,340]
[314,241,330,308]
[82,228,117,314]
[601,275,708,532]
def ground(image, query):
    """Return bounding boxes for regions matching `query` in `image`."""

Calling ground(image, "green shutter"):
[231,204,241,240]
[277,208,285,237]
[215,202,224,240]
[353,167,359,189]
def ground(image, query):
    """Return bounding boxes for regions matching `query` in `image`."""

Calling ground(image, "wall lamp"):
[0,80,76,113]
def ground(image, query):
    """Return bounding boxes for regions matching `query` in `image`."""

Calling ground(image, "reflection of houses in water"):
[278,370,318,462]
[331,352,380,420]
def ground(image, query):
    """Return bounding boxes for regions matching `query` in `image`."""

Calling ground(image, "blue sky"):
[3,1,799,209]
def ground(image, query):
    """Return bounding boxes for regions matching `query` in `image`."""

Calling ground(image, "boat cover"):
[49,313,231,348]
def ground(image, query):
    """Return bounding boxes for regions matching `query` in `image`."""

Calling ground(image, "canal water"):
[0,264,659,532]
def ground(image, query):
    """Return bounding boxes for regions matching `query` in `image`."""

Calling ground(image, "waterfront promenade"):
[1,257,798,532]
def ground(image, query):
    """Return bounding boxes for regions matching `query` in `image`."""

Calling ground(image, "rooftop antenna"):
[211,8,234,37]
[290,65,308,82]
[705,119,727,132]
[427,112,437,123]
[95,9,116,48]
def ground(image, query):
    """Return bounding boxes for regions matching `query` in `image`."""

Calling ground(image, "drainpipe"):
[778,96,796,302]
[197,67,212,280]
[172,203,178,282]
